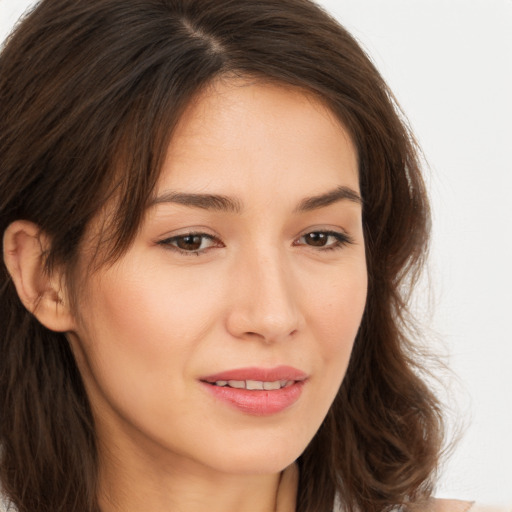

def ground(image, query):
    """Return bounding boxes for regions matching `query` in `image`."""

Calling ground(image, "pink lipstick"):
[200,365,307,416]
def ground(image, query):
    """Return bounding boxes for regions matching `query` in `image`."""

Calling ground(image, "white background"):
[1,0,511,506]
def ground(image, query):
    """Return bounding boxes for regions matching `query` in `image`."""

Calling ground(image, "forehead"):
[157,78,359,201]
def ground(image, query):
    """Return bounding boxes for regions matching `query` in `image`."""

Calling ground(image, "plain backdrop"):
[1,0,511,505]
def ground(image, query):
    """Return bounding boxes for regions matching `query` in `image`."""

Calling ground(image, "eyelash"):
[158,230,354,257]
[157,232,222,256]
[294,230,354,251]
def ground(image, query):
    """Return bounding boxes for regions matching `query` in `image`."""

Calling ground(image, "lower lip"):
[201,381,305,416]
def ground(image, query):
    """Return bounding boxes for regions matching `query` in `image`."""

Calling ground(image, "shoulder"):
[0,494,15,512]
[409,499,511,512]
[410,499,474,512]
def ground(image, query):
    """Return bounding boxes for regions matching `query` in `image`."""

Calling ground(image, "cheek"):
[71,262,224,415]
[279,263,366,455]
[298,258,367,392]
[307,261,367,350]
[82,260,221,352]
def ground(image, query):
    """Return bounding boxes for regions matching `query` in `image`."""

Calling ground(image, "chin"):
[193,428,311,476]
[210,450,299,476]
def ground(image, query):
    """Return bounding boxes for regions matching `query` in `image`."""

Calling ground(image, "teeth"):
[246,380,264,390]
[212,379,293,390]
[227,380,245,389]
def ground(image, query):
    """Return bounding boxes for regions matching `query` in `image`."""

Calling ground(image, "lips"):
[201,365,307,384]
[200,365,307,416]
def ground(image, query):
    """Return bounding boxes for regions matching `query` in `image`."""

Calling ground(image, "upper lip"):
[201,365,308,383]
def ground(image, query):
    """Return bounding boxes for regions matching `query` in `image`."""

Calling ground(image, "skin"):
[5,79,367,512]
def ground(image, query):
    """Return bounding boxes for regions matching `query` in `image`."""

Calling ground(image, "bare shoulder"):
[409,499,511,512]
[408,499,474,512]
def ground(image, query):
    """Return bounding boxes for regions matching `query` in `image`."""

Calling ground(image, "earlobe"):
[3,220,76,332]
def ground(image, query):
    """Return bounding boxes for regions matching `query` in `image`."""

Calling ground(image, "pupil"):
[177,235,202,250]
[306,232,327,246]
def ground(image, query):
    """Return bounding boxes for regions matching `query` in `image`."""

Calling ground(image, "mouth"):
[207,379,296,390]
[199,366,307,415]
[200,365,307,385]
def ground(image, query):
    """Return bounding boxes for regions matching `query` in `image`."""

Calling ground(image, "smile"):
[210,379,295,390]
[200,366,307,415]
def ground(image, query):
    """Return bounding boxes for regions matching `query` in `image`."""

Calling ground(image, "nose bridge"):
[227,243,301,342]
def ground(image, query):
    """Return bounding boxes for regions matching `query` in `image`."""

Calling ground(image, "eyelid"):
[156,227,354,257]
[294,229,354,248]
[157,231,224,256]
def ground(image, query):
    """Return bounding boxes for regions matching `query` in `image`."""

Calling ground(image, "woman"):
[0,1,503,511]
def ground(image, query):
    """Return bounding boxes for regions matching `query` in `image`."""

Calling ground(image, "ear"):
[3,220,76,332]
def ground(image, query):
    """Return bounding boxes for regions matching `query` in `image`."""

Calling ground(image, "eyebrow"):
[149,191,242,213]
[293,185,362,213]
[149,185,362,213]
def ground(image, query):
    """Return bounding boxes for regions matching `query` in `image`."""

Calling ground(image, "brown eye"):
[304,232,329,247]
[295,230,352,251]
[159,233,221,255]
[176,235,204,251]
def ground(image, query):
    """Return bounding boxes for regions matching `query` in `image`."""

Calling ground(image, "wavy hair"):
[0,1,443,511]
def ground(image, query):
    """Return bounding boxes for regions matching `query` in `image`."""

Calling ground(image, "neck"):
[99,467,281,512]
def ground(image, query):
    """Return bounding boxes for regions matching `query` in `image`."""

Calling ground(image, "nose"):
[225,248,303,343]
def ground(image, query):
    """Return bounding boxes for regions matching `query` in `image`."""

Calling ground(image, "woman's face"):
[68,79,367,476]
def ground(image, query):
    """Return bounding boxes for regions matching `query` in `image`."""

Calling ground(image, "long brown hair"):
[0,1,443,511]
